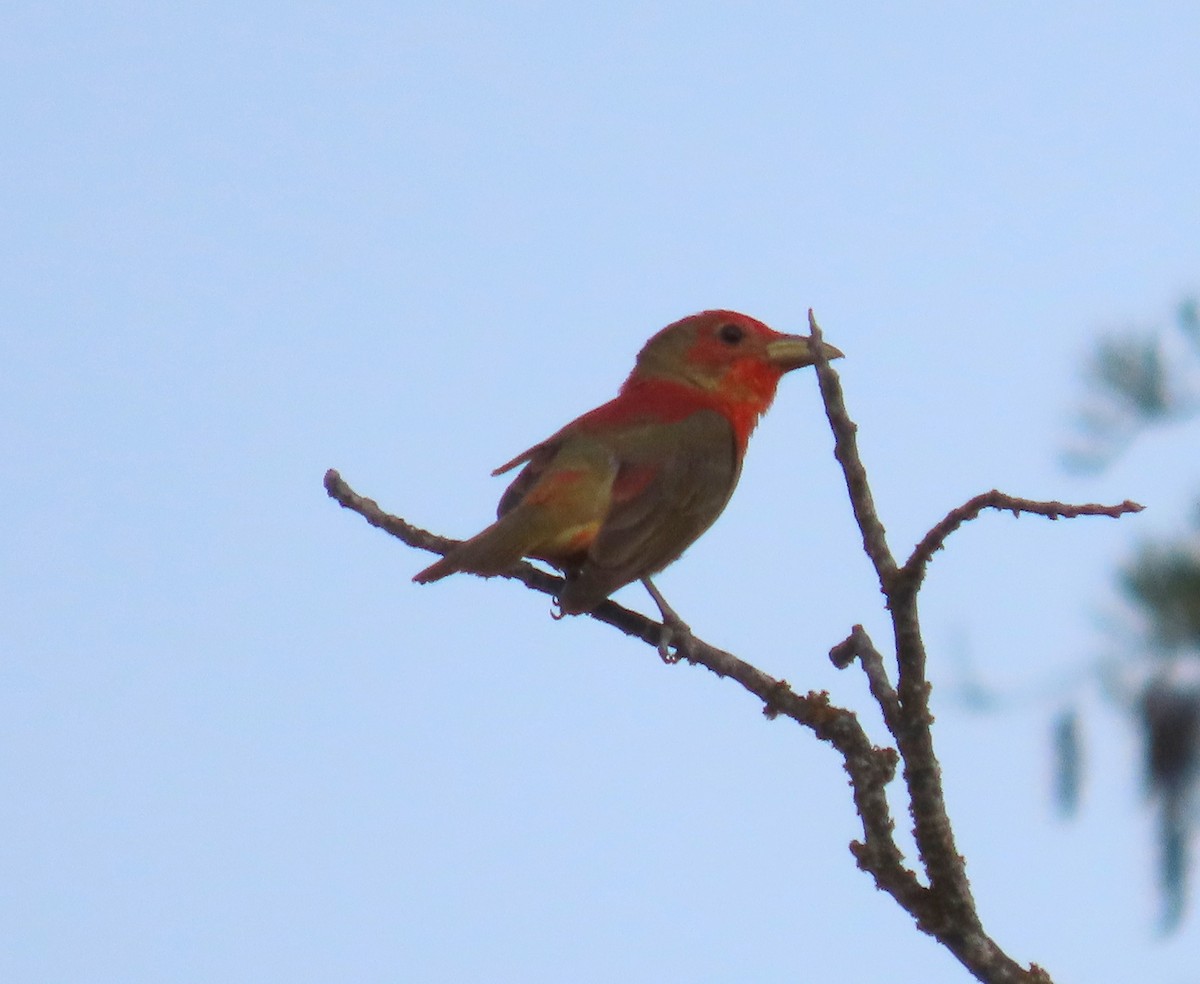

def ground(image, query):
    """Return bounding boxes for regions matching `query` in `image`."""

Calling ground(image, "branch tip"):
[903,490,1146,587]
[324,298,1099,984]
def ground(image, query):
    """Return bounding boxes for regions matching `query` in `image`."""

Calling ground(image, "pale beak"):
[766,334,845,371]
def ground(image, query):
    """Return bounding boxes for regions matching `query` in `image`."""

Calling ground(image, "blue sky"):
[4,3,1200,981]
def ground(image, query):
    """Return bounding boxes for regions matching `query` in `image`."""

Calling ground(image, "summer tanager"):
[414,310,842,616]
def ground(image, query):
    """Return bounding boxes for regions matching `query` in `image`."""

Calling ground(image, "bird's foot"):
[641,578,693,664]
[656,621,691,663]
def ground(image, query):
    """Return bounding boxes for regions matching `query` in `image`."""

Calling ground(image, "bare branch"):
[326,471,869,742]
[807,309,899,588]
[327,313,1139,984]
[324,468,567,598]
[325,468,927,936]
[806,312,1072,983]
[807,315,974,931]
[326,463,1044,981]
[903,490,1145,589]
[831,624,903,740]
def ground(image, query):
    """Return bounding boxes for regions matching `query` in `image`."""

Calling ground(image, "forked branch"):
[325,311,1141,984]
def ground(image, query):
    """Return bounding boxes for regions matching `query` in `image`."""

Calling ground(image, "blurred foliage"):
[1052,707,1081,817]
[1139,676,1200,932]
[1061,295,1200,934]
[1093,335,1170,416]
[1123,534,1200,651]
[1064,298,1200,473]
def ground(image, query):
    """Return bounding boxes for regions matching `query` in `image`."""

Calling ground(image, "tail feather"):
[412,511,539,584]
[411,554,460,584]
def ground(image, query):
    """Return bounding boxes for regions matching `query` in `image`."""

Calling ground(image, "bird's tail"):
[412,511,539,584]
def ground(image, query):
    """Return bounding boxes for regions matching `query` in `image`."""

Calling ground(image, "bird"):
[414,309,842,639]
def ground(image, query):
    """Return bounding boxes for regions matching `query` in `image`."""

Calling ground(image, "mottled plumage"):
[414,310,841,613]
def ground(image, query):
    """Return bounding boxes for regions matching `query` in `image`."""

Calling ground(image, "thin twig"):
[902,490,1145,590]
[324,467,926,924]
[807,312,1054,983]
[808,309,899,588]
[831,624,904,741]
[325,463,1046,981]
[326,307,1139,984]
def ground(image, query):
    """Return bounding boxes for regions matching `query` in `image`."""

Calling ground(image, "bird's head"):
[629,310,843,414]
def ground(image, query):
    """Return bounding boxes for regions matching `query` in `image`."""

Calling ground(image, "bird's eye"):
[717,323,744,345]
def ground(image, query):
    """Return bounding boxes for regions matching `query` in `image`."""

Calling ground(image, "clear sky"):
[4,3,1200,981]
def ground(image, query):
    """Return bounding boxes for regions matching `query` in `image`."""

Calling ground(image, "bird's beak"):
[766,334,845,371]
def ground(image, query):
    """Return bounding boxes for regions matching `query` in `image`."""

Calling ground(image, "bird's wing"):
[560,409,739,610]
[415,433,618,584]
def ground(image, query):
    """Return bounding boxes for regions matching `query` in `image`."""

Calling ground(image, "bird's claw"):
[657,612,700,667]
[641,578,692,664]
[657,624,675,662]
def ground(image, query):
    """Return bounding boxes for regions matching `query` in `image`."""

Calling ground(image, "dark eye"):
[717,322,744,345]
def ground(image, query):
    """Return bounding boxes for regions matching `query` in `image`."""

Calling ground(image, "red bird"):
[415,310,841,620]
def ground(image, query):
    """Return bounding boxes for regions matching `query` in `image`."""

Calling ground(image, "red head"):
[627,309,842,418]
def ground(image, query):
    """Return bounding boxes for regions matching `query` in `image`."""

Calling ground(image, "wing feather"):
[559,409,739,612]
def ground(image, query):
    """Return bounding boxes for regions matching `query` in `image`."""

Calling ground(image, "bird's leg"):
[641,578,693,663]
